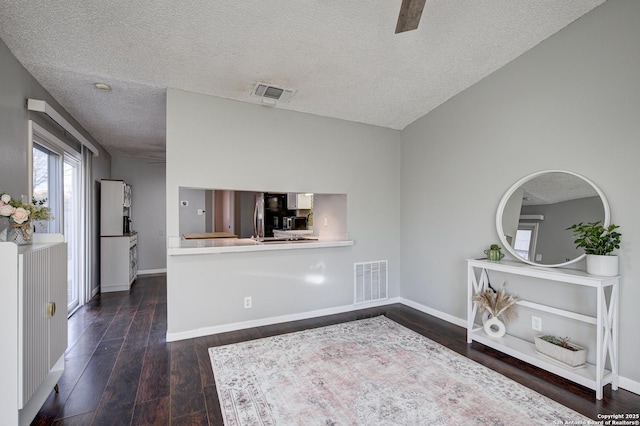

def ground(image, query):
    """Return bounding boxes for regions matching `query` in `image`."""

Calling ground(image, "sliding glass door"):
[31,123,84,315]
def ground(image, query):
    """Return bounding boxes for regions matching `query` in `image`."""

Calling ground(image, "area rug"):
[209,316,590,425]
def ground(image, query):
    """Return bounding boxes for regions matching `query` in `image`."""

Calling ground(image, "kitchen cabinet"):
[101,233,138,292]
[467,258,618,400]
[100,179,132,236]
[287,193,312,210]
[0,235,67,426]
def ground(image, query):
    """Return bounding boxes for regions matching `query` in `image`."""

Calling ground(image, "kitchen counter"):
[167,237,354,255]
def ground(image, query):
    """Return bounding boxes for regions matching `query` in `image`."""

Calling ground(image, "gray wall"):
[0,37,111,296]
[400,0,640,384]
[166,89,401,338]
[111,156,167,272]
[177,187,206,236]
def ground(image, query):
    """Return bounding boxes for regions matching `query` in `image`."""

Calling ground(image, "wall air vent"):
[354,260,388,305]
[251,82,295,104]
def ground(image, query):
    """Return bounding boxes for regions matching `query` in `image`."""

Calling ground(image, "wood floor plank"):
[56,350,120,419]
[170,410,209,426]
[132,396,171,425]
[65,317,114,359]
[100,347,146,406]
[51,411,95,425]
[136,344,171,404]
[148,302,168,346]
[170,342,207,418]
[203,384,224,425]
[122,309,154,350]
[137,286,159,312]
[91,401,134,426]
[195,336,219,388]
[101,309,135,341]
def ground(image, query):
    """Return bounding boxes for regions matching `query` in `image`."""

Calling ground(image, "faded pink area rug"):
[209,316,590,425]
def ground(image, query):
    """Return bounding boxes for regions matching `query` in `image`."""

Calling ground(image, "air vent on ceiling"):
[252,82,295,104]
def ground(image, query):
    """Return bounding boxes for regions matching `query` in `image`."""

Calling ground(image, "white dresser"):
[0,234,67,426]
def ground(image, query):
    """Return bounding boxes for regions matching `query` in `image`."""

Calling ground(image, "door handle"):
[47,302,56,318]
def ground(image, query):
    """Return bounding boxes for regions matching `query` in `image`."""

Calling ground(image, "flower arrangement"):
[0,192,53,224]
[472,287,520,322]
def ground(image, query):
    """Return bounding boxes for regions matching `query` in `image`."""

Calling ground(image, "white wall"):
[166,89,401,338]
[111,156,167,272]
[400,0,640,384]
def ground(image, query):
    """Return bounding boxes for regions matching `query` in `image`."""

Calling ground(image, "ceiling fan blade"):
[395,0,427,33]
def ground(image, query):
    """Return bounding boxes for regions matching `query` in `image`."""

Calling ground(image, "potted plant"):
[566,221,621,276]
[534,335,587,367]
[472,287,519,338]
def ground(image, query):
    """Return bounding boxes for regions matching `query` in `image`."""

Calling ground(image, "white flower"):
[12,207,30,224]
[0,193,10,204]
[0,204,15,217]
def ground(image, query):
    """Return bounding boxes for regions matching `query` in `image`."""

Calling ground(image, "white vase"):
[586,254,618,277]
[483,316,506,338]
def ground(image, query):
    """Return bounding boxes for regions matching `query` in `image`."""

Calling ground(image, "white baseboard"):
[166,297,401,342]
[399,297,467,328]
[618,376,640,396]
[138,268,167,275]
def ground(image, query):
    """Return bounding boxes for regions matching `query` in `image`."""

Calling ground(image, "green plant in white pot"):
[566,221,621,276]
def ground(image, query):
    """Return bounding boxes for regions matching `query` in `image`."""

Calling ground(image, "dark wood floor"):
[33,274,638,425]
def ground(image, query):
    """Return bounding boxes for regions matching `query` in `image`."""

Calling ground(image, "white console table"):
[467,258,619,400]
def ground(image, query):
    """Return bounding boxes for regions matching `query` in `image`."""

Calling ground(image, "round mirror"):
[496,170,610,267]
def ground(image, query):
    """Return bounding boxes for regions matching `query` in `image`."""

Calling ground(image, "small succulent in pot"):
[535,335,587,367]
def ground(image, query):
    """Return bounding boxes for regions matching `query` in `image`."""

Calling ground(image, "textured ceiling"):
[521,172,599,206]
[0,1,604,159]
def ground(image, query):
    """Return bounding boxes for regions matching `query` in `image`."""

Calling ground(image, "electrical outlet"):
[532,316,542,332]
[244,296,252,309]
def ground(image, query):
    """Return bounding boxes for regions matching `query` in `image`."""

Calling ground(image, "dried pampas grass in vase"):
[473,288,520,322]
